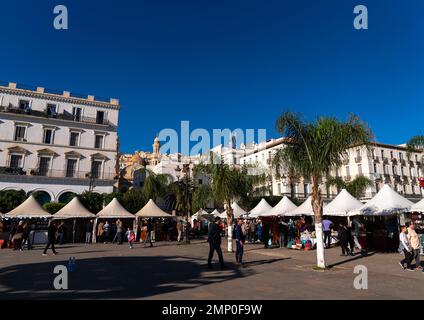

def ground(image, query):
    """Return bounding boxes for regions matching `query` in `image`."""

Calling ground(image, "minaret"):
[152,135,160,165]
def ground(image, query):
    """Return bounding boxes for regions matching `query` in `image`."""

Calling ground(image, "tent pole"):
[73,218,76,244]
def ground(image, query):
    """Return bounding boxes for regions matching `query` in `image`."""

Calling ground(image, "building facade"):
[0,81,120,203]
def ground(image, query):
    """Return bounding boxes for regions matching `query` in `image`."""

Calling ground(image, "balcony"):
[383,157,389,164]
[373,156,380,163]
[342,158,349,165]
[400,159,406,166]
[384,174,391,183]
[391,158,398,165]
[409,161,415,168]
[402,176,409,185]
[0,104,110,126]
[0,167,115,181]
[394,175,401,183]
[354,156,362,163]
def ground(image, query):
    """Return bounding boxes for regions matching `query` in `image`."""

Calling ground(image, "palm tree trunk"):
[226,201,233,252]
[312,176,326,268]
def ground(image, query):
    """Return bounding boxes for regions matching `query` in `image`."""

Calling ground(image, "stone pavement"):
[0,239,423,300]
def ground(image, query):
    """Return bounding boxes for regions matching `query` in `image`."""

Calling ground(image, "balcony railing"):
[373,156,380,163]
[402,176,409,185]
[409,161,415,168]
[0,167,115,180]
[383,157,389,164]
[384,174,391,183]
[392,158,398,165]
[342,158,349,165]
[400,159,406,166]
[0,105,109,126]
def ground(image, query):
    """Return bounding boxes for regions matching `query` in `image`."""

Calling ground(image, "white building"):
[239,138,423,201]
[0,81,120,203]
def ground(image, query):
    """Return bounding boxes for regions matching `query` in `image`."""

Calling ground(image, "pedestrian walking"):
[43,221,58,256]
[177,220,183,242]
[399,225,414,271]
[103,221,111,243]
[85,220,94,244]
[350,217,366,256]
[407,223,421,270]
[12,220,24,250]
[235,218,245,265]
[112,219,123,244]
[97,221,104,243]
[144,219,153,247]
[207,217,225,269]
[338,223,352,256]
[322,217,333,248]
[126,227,135,249]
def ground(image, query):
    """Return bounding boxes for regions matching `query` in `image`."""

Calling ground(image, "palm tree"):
[326,175,373,198]
[192,184,212,213]
[273,112,373,268]
[141,169,173,202]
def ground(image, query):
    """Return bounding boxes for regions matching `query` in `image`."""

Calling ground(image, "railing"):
[410,161,415,168]
[0,167,115,180]
[0,105,109,126]
[384,174,391,183]
[392,158,398,165]
[354,156,362,163]
[342,158,349,165]
[383,157,389,164]
[400,159,406,166]
[373,156,380,163]
[394,175,401,183]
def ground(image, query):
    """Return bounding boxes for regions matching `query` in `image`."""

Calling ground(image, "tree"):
[191,184,211,213]
[79,191,104,213]
[43,202,65,214]
[326,175,374,198]
[273,112,372,268]
[142,169,173,202]
[0,190,27,213]
[121,189,146,213]
[103,192,124,206]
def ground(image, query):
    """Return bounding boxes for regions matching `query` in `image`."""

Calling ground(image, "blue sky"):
[0,0,423,153]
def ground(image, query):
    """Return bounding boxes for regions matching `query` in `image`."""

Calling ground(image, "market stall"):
[349,184,413,252]
[262,196,298,217]
[4,195,52,245]
[135,199,173,242]
[94,198,135,243]
[53,197,96,243]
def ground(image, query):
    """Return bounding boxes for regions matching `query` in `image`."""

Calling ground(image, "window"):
[401,167,405,176]
[72,107,82,121]
[356,149,361,157]
[346,166,350,176]
[358,164,362,175]
[91,160,102,179]
[43,129,53,144]
[373,163,378,174]
[66,159,77,177]
[14,126,26,141]
[69,132,80,147]
[303,184,309,196]
[46,104,57,118]
[38,157,51,176]
[96,111,105,124]
[19,100,30,111]
[384,165,388,175]
[381,150,384,158]
[94,135,104,149]
[399,152,403,160]
[392,166,397,175]
[277,183,281,195]
[390,151,394,159]
[9,154,23,169]
[198,179,203,185]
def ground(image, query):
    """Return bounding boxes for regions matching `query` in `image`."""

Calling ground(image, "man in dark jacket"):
[43,221,58,256]
[235,218,245,265]
[208,217,225,269]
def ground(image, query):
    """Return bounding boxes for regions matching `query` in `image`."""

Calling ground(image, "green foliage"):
[407,135,424,170]
[31,191,52,205]
[142,169,173,202]
[121,189,146,213]
[0,189,27,213]
[43,202,66,214]
[192,184,212,213]
[103,192,123,206]
[79,191,104,213]
[326,175,373,198]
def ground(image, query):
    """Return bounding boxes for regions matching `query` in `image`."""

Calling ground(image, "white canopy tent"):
[248,198,273,218]
[286,196,316,217]
[231,202,247,218]
[411,198,424,213]
[191,209,213,223]
[323,189,364,217]
[211,209,221,217]
[53,197,95,219]
[6,195,51,219]
[135,199,172,218]
[96,198,134,219]
[349,184,413,216]
[262,196,298,217]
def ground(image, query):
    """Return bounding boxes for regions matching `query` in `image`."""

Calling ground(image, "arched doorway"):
[58,192,76,204]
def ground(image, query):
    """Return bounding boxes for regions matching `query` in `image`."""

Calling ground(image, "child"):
[126,228,135,249]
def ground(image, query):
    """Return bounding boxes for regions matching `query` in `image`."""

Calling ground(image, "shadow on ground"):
[0,255,284,300]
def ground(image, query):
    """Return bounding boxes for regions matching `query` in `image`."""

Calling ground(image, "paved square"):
[1,240,423,300]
